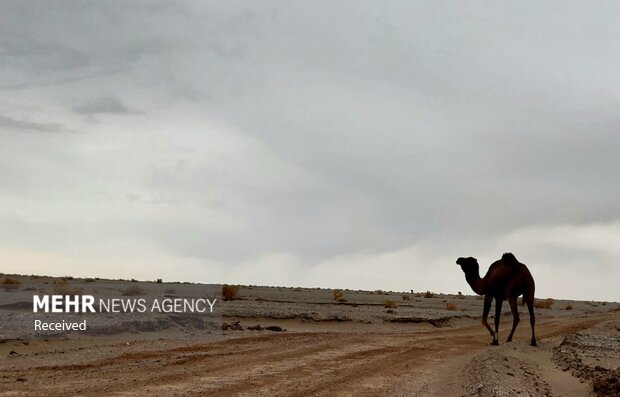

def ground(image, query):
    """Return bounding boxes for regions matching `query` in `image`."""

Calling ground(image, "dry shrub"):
[222,285,240,301]
[1,277,21,291]
[333,290,343,301]
[122,285,145,296]
[565,304,573,310]
[53,279,83,295]
[402,294,411,301]
[535,298,555,309]
[446,303,457,311]
[424,291,434,298]
[517,297,524,306]
[384,300,398,309]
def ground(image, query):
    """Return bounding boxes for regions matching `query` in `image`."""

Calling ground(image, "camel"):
[456,253,536,346]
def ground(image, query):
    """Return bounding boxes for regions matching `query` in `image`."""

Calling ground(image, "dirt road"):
[1,313,616,396]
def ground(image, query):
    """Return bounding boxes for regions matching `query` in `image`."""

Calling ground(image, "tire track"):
[0,314,614,397]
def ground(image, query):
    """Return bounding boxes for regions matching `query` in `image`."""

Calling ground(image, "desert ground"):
[1,274,619,396]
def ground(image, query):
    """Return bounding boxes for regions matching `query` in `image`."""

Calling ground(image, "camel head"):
[456,256,479,276]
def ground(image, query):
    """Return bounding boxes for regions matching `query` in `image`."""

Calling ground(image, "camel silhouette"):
[456,253,536,346]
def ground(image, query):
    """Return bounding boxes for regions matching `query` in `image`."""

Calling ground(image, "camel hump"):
[502,252,518,265]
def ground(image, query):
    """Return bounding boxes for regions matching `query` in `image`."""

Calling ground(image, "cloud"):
[0,69,126,92]
[2,220,618,301]
[0,2,619,301]
[72,97,141,115]
[0,114,64,133]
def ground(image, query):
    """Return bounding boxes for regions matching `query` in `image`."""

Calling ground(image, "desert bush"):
[384,300,398,309]
[517,297,524,306]
[424,291,434,298]
[534,298,555,309]
[84,278,96,283]
[402,294,411,301]
[156,278,163,284]
[446,303,457,311]
[1,277,21,291]
[52,279,83,295]
[565,304,573,310]
[333,290,344,301]
[222,285,240,301]
[122,285,145,296]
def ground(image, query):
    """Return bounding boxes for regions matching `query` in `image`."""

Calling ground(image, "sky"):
[1,1,619,301]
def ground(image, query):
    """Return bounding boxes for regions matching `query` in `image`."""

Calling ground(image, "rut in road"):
[1,314,612,397]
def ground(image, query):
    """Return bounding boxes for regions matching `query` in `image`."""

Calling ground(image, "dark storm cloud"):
[1,1,619,300]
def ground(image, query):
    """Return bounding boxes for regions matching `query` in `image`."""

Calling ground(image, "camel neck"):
[465,272,485,295]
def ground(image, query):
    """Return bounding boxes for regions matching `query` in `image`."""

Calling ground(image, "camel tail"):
[502,252,518,265]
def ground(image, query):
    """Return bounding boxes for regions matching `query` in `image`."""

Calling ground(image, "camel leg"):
[525,295,537,346]
[492,298,502,345]
[481,295,495,341]
[506,296,520,342]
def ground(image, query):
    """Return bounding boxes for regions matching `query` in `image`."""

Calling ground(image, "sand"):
[1,275,619,396]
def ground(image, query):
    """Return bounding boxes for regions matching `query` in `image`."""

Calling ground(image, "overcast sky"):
[1,1,619,301]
